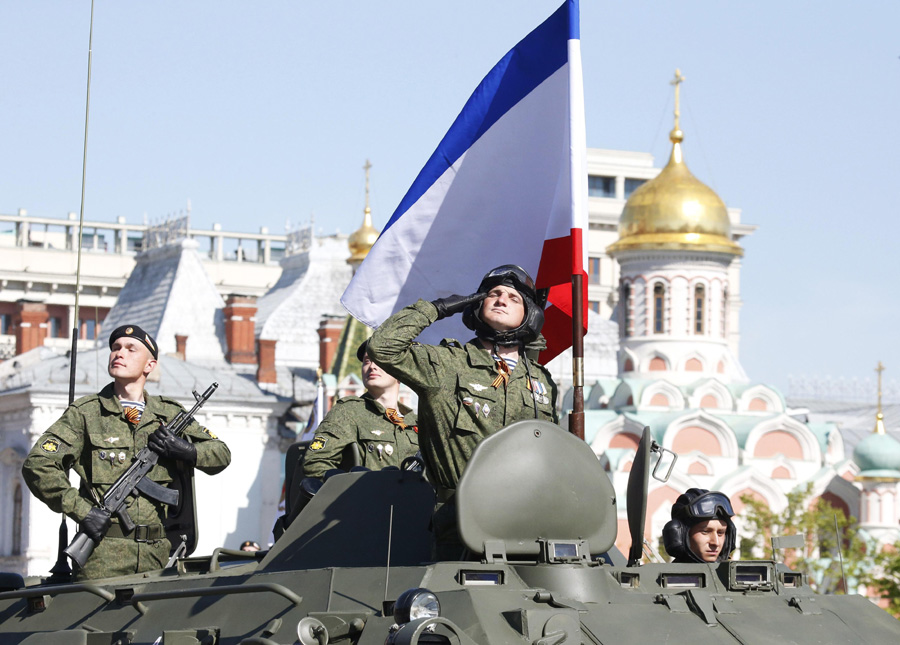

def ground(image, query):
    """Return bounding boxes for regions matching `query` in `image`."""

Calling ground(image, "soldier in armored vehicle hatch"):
[368,264,558,558]
[302,340,420,477]
[21,324,231,580]
[662,488,737,563]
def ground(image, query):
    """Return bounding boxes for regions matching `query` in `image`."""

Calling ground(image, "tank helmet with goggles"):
[662,488,737,564]
[675,490,735,522]
[462,264,544,346]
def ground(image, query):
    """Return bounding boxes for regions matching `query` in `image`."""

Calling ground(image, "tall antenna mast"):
[49,0,96,584]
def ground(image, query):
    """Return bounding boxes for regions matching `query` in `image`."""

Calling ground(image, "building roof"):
[100,238,227,365]
[255,235,352,368]
[0,346,280,407]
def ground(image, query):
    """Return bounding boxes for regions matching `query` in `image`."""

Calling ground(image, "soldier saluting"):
[22,325,231,580]
[368,265,557,558]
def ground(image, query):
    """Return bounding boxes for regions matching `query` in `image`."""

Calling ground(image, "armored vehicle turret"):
[2,420,899,644]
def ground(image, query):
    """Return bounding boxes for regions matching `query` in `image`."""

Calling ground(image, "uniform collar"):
[464,339,526,378]
[99,382,159,424]
[362,391,412,416]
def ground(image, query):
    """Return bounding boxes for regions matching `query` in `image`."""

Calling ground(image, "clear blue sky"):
[1,1,898,395]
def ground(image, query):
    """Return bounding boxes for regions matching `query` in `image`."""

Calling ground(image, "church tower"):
[607,71,747,385]
[853,362,900,546]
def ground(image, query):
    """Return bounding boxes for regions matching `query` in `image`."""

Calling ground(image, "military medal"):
[118,452,127,463]
[483,403,491,417]
[371,430,384,436]
[99,450,107,460]
[384,444,394,456]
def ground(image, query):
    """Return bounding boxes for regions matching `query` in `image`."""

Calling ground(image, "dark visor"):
[684,491,734,520]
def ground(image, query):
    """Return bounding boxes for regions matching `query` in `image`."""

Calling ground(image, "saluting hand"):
[148,425,197,465]
[431,293,485,320]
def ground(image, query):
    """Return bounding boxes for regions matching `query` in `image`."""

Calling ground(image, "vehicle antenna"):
[834,513,847,594]
[382,504,394,616]
[48,0,96,584]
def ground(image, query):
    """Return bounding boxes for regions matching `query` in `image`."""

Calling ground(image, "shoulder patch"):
[309,436,328,451]
[40,438,61,453]
[201,427,218,440]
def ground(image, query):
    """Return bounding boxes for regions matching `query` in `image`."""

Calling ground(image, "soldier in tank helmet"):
[367,264,558,558]
[663,488,737,563]
[302,340,420,478]
[22,324,231,580]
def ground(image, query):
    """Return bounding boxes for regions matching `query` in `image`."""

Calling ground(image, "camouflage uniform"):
[302,393,419,478]
[368,299,558,492]
[22,383,231,580]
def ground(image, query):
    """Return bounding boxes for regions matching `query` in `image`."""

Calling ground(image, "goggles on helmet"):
[479,265,537,301]
[682,491,734,520]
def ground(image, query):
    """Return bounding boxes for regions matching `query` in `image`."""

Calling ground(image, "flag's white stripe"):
[568,38,588,271]
[343,64,570,342]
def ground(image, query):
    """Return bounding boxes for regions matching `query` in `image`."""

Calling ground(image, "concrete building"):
[0,209,285,360]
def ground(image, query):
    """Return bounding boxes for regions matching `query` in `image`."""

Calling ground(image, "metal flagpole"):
[569,234,585,440]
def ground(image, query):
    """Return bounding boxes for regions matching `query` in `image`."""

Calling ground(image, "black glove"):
[81,507,111,544]
[431,293,484,320]
[148,425,197,465]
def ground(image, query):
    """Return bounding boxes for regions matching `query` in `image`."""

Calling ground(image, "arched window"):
[621,282,631,337]
[653,283,665,333]
[13,484,23,556]
[694,284,705,334]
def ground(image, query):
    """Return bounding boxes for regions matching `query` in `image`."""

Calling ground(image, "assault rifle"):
[64,382,219,568]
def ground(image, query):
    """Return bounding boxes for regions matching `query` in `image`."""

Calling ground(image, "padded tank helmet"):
[662,488,737,564]
[462,265,544,346]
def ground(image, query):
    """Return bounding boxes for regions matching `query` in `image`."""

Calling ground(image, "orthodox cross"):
[363,159,372,212]
[670,69,685,132]
[876,361,885,415]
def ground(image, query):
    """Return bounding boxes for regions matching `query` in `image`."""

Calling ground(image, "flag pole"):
[569,236,585,440]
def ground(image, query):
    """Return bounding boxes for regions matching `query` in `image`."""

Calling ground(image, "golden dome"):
[348,206,379,263]
[348,159,380,264]
[607,131,742,256]
[608,70,742,257]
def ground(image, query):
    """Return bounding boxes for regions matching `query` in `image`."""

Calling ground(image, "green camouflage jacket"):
[368,299,558,490]
[302,393,419,478]
[22,383,231,527]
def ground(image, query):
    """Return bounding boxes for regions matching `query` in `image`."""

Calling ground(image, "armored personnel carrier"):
[2,420,898,644]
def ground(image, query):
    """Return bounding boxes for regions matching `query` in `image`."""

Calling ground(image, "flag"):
[341,0,588,363]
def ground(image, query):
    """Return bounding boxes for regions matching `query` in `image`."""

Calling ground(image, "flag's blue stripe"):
[382,1,573,234]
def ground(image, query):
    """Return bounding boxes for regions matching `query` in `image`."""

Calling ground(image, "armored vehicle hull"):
[2,421,898,644]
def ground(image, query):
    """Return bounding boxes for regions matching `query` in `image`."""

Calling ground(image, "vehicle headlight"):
[393,588,441,624]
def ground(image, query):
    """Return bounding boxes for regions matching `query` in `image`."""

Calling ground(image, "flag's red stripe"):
[536,229,588,362]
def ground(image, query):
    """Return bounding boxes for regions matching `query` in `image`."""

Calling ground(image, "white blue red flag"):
[342,0,588,362]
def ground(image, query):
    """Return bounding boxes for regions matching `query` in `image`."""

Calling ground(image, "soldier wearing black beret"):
[22,323,231,579]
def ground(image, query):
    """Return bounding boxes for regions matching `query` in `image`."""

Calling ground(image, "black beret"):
[109,324,158,360]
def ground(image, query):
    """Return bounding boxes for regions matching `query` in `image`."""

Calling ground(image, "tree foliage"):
[738,485,870,595]
[869,544,900,618]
